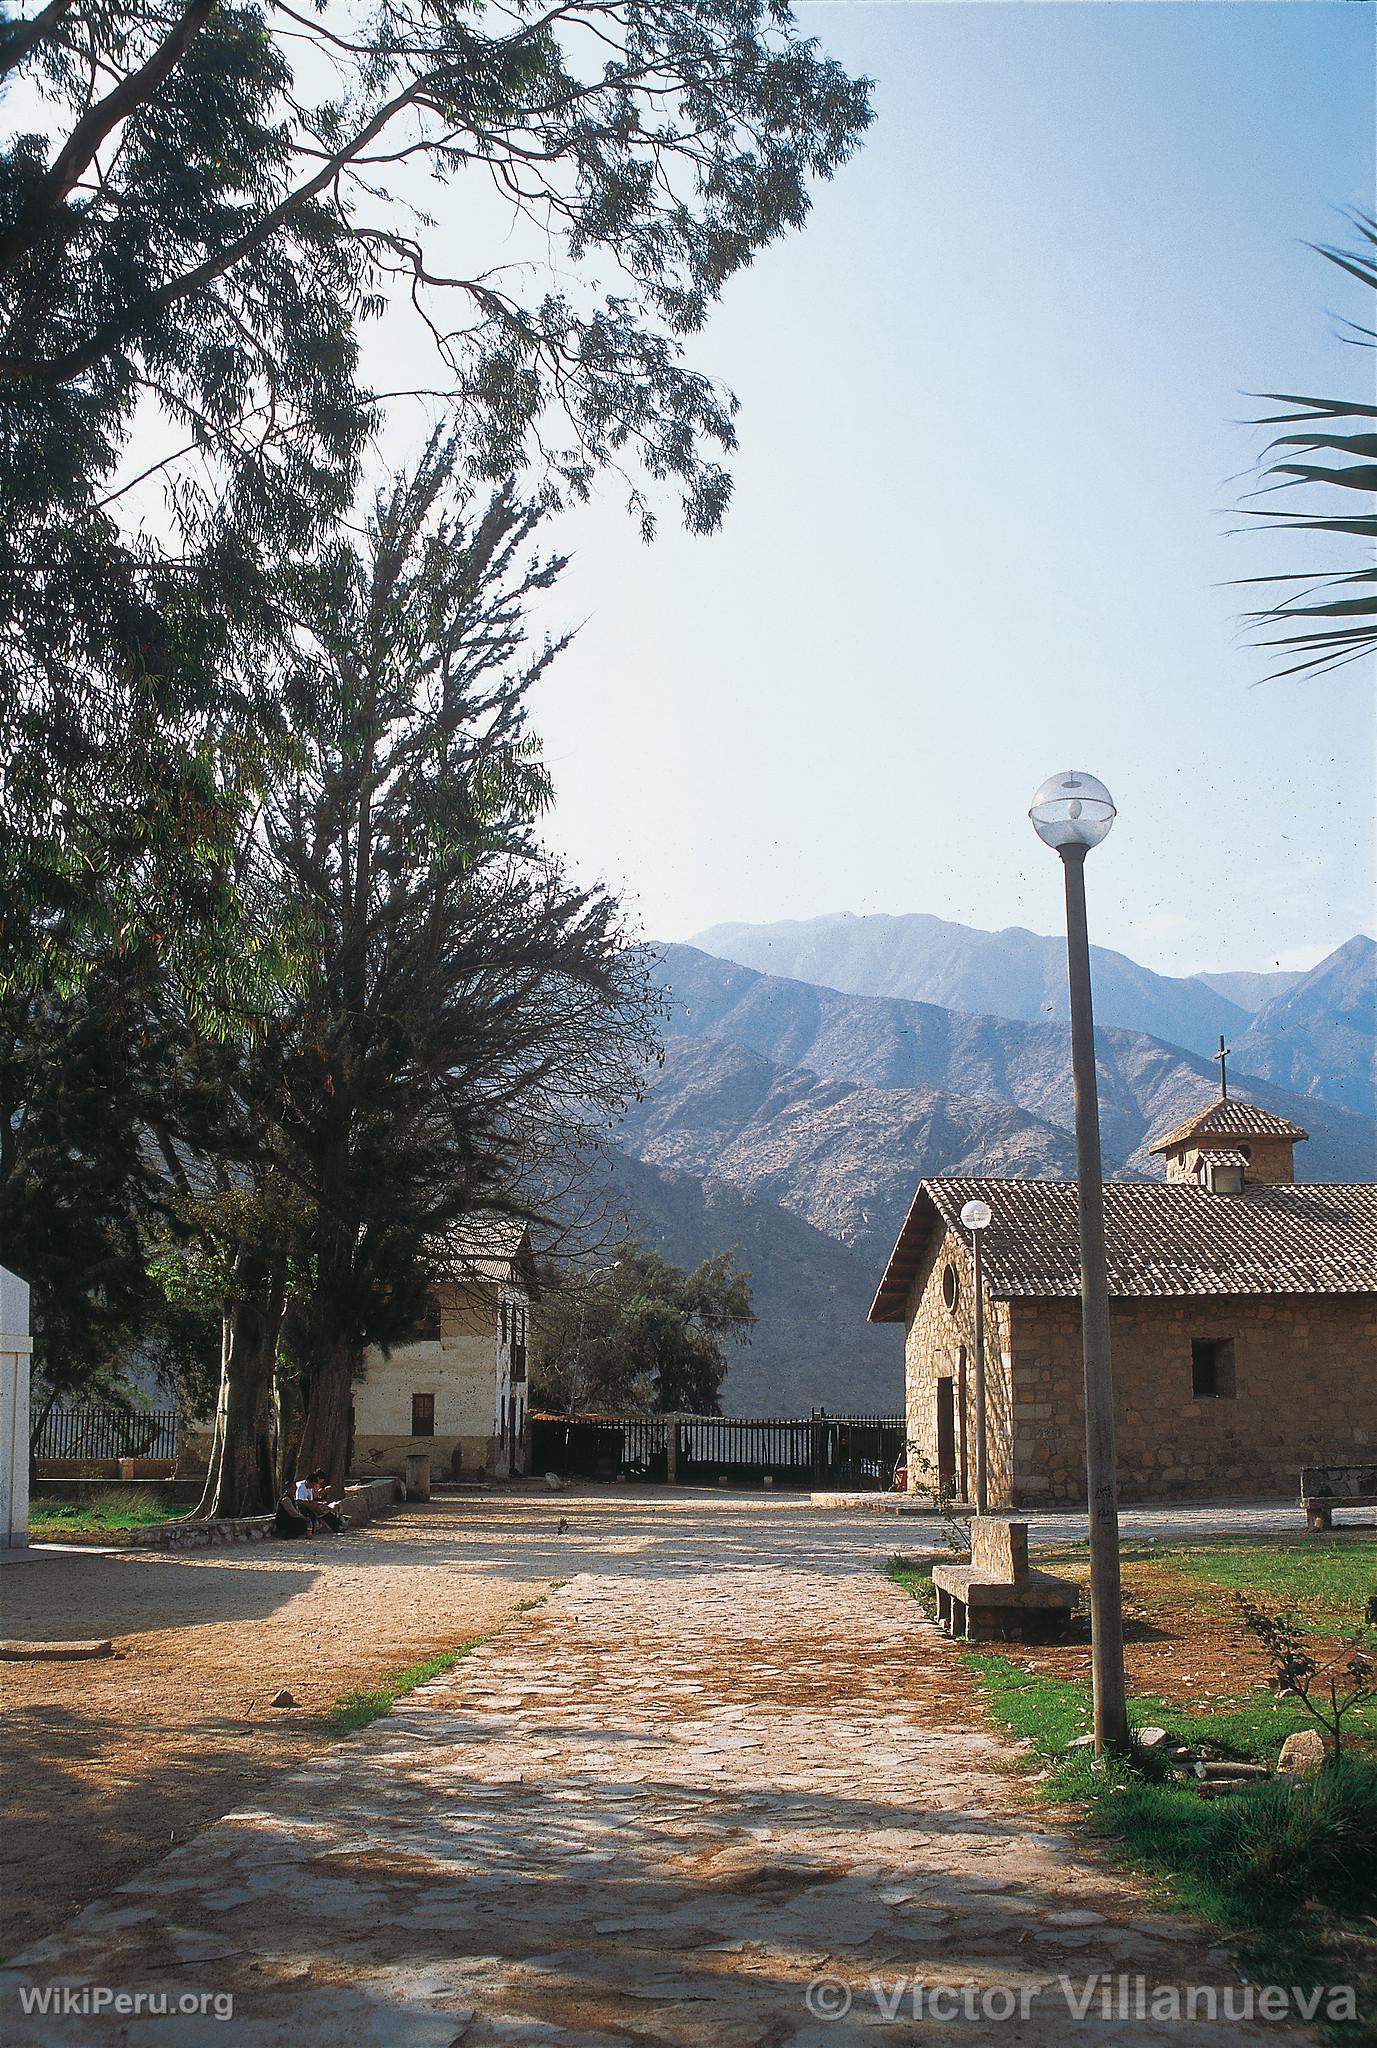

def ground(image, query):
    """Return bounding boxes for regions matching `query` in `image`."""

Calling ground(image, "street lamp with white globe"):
[959,1197,992,1514]
[1029,771,1128,1755]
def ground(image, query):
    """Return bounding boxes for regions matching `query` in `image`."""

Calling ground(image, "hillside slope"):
[653,945,1377,1182]
[579,1146,904,1416]
[1231,935,1376,1119]
[619,1033,1082,1266]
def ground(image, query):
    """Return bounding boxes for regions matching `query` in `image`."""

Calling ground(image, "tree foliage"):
[531,1239,753,1415]
[1,0,871,533]
[0,0,871,995]
[1238,211,1377,682]
[176,435,657,1504]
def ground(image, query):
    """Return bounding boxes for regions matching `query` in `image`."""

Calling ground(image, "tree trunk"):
[191,1251,286,1519]
[295,1331,357,1495]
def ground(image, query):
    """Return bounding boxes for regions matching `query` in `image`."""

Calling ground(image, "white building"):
[351,1222,535,1482]
[1,1263,31,1548]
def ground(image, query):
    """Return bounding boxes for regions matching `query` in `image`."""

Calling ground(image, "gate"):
[530,1411,904,1490]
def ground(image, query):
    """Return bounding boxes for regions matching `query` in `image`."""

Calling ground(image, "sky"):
[493,0,1377,978]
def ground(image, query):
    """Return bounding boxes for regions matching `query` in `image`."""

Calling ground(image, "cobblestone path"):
[3,1504,1315,2047]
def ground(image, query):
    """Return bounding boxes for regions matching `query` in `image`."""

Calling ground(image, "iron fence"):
[530,1411,905,1490]
[33,1405,179,1462]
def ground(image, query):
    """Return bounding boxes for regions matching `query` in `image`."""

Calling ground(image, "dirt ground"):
[991,1548,1376,1706]
[0,1500,548,1956]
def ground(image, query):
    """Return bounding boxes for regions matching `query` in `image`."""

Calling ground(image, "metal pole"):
[972,1229,988,1515]
[1059,844,1128,1754]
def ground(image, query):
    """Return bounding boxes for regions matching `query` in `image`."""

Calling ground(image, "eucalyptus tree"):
[0,0,871,993]
[186,435,656,1508]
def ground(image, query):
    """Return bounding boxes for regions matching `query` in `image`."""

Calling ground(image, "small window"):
[1191,1339,1235,1400]
[941,1263,961,1313]
[411,1392,435,1437]
[500,1301,509,1344]
[415,1298,441,1342]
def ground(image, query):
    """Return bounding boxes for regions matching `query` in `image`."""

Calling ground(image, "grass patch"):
[1130,1538,1377,1636]
[29,1488,188,1536]
[326,1639,493,1733]
[326,1591,551,1734]
[967,1653,1377,2034]
[1037,1535,1377,1640]
[887,1554,938,1613]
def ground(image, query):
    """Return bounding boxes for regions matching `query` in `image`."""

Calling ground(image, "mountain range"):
[694,913,1376,1117]
[585,917,1375,1417]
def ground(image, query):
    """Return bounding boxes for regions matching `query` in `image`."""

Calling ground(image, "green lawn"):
[29,1490,189,1537]
[1118,1538,1377,1635]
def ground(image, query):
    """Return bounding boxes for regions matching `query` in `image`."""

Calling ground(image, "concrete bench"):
[1300,1465,1377,1533]
[930,1518,1079,1643]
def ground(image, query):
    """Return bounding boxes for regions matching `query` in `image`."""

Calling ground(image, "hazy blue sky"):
[507,1,1374,976]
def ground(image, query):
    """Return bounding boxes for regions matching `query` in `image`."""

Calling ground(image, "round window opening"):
[942,1263,960,1313]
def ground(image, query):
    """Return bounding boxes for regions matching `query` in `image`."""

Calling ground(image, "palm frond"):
[1238,211,1377,684]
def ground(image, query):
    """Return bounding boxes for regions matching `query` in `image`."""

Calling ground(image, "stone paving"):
[2,1497,1322,2047]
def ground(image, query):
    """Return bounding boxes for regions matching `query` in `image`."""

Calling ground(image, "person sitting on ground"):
[274,1481,314,1540]
[305,1469,345,1532]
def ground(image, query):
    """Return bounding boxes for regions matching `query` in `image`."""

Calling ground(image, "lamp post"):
[1029,770,1128,1755]
[960,1197,992,1514]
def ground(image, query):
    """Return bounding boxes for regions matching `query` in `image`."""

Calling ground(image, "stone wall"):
[1007,1294,1375,1504]
[903,1225,1015,1507]
[116,1475,402,1549]
[1165,1136,1297,1187]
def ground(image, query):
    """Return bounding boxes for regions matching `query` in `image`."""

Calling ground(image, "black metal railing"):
[33,1405,179,1462]
[530,1410,905,1489]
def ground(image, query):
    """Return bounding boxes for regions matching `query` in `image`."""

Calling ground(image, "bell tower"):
[1149,1065,1309,1188]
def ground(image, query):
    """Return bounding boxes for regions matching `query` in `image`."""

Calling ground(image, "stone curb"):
[0,1637,114,1659]
[43,1477,403,1552]
[809,1492,948,1513]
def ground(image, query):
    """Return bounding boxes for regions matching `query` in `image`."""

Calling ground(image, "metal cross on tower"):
[1215,1035,1230,1100]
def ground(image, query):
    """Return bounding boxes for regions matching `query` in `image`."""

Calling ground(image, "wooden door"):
[936,1378,957,1495]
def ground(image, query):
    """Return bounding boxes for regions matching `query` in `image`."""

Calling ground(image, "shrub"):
[1215,1760,1377,1916]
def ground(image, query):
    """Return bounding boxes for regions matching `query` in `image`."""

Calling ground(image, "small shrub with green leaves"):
[1236,1593,1376,1767]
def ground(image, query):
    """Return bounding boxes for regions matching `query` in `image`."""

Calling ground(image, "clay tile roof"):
[1147,1094,1310,1155]
[446,1216,536,1290]
[868,1177,1377,1322]
[1203,1149,1249,1169]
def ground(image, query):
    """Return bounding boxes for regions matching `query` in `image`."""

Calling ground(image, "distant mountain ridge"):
[619,1032,1081,1262]
[583,920,1374,1416]
[1231,936,1376,1120]
[1194,968,1305,1013]
[693,910,1256,1059]
[692,914,1376,1121]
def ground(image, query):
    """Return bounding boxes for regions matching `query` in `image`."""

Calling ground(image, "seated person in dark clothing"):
[274,1483,314,1539]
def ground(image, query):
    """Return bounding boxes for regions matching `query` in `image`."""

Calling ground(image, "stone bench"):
[930,1518,1079,1643]
[1300,1465,1377,1533]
